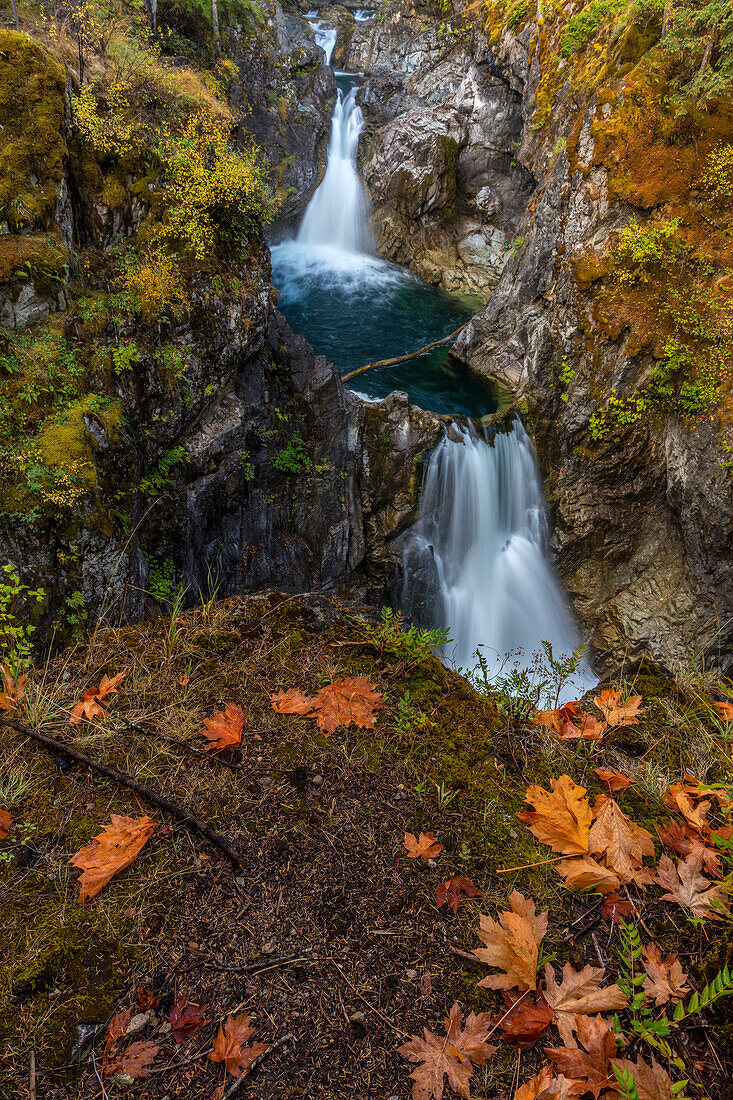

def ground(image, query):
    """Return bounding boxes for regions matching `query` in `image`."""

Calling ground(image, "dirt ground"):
[1,591,732,1099]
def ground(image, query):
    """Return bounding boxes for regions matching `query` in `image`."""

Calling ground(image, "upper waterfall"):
[296,86,372,254]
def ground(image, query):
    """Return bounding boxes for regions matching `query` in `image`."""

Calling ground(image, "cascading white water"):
[296,86,372,253]
[400,421,595,695]
[306,14,337,65]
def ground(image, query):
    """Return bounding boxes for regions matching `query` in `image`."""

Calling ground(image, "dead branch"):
[341,323,469,383]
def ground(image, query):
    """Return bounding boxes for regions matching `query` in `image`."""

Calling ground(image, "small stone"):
[312,774,323,786]
[125,1010,153,1037]
[263,941,276,955]
[405,969,418,980]
[349,1011,366,1025]
[509,828,518,839]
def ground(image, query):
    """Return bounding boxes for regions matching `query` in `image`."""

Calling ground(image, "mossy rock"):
[0,232,68,287]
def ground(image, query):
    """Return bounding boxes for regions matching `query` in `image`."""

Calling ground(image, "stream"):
[271,48,595,693]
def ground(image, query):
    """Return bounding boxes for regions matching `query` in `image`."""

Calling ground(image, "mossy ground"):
[1,591,732,1097]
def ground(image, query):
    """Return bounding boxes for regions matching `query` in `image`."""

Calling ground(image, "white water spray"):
[400,421,594,695]
[296,86,372,253]
[306,14,337,65]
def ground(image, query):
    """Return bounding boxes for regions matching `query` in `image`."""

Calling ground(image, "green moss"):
[0,232,68,286]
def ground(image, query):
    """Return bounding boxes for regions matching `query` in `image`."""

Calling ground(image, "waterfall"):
[296,86,372,253]
[306,15,337,65]
[400,421,594,695]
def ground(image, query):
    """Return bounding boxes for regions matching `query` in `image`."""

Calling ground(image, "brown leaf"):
[436,875,480,915]
[134,985,159,1011]
[69,671,126,725]
[600,892,635,924]
[532,702,581,736]
[513,1065,554,1100]
[0,664,27,712]
[542,964,627,1047]
[0,807,12,839]
[557,714,606,742]
[170,995,208,1044]
[177,672,189,686]
[104,1040,161,1079]
[654,851,729,921]
[199,703,246,752]
[593,768,635,793]
[545,1014,618,1097]
[209,1013,267,1079]
[612,1054,673,1100]
[404,832,444,861]
[105,1008,133,1051]
[398,1001,496,1100]
[474,890,548,992]
[70,814,156,902]
[498,992,553,1048]
[715,700,733,723]
[271,676,384,736]
[518,775,592,856]
[588,796,655,886]
[657,820,722,878]
[641,942,690,1006]
[593,688,642,728]
[554,856,620,895]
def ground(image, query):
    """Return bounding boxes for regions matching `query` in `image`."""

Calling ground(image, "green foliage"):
[362,607,450,669]
[0,563,45,672]
[394,688,429,736]
[272,434,312,476]
[144,554,178,606]
[560,0,623,56]
[505,0,528,30]
[610,218,682,286]
[139,445,186,494]
[663,0,733,106]
[62,590,88,644]
[472,639,588,714]
[112,342,139,376]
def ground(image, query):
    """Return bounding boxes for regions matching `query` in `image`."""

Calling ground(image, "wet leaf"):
[170,995,208,1044]
[554,856,620,895]
[398,1001,496,1100]
[641,941,690,1006]
[518,775,592,856]
[209,1013,267,1079]
[593,768,635,793]
[654,851,729,921]
[104,1039,161,1079]
[199,703,246,752]
[545,1014,618,1097]
[69,671,126,725]
[593,688,642,728]
[612,1054,673,1100]
[600,892,634,923]
[497,991,553,1048]
[70,814,156,902]
[474,890,548,992]
[542,963,627,1047]
[404,831,443,861]
[271,676,384,736]
[0,807,12,839]
[0,664,27,712]
[512,1065,558,1100]
[657,819,722,878]
[588,796,655,886]
[436,875,480,914]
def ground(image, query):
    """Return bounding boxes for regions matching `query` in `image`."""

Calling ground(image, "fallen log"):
[340,322,469,383]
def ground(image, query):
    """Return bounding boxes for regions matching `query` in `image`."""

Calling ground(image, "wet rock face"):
[449,25,733,672]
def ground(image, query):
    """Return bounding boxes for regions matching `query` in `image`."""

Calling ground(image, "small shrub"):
[272,435,312,476]
[560,0,623,56]
[0,563,45,672]
[609,217,682,285]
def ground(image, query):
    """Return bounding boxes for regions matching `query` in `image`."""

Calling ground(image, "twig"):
[590,931,605,968]
[113,714,246,771]
[448,945,479,963]
[29,1050,36,1100]
[206,953,306,974]
[223,1034,294,1097]
[90,1051,108,1099]
[341,323,469,382]
[334,964,410,1038]
[0,715,246,868]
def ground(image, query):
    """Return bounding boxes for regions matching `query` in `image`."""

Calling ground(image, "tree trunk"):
[143,0,157,35]
[211,0,221,52]
[10,0,19,29]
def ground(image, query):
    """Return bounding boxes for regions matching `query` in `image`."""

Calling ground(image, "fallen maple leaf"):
[593,688,642,728]
[498,991,553,1048]
[135,985,159,1011]
[641,942,690,1006]
[398,1001,496,1100]
[715,700,733,723]
[271,676,384,736]
[70,814,156,902]
[404,831,444,861]
[612,1054,673,1100]
[436,875,480,915]
[0,808,12,839]
[558,714,606,742]
[474,890,548,992]
[593,768,635,793]
[209,1013,267,1079]
[104,1040,161,1079]
[661,775,730,834]
[0,664,27,712]
[554,856,620,895]
[532,702,581,736]
[589,796,655,886]
[601,892,634,924]
[657,820,722,878]
[545,1014,618,1097]
[654,851,729,921]
[105,1008,133,1050]
[170,995,208,1044]
[178,672,190,687]
[513,1065,556,1100]
[542,963,627,1047]
[199,703,246,752]
[69,671,126,725]
[518,775,592,856]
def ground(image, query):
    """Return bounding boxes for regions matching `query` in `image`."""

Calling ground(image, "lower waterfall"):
[400,422,594,693]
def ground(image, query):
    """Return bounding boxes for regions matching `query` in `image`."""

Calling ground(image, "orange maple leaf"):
[209,1014,267,1079]
[498,991,553,1048]
[715,700,733,723]
[104,1040,161,1079]
[199,703,246,752]
[518,775,592,856]
[398,1001,496,1100]
[532,701,582,736]
[593,768,635,793]
[589,795,655,886]
[70,814,156,902]
[0,807,12,839]
[593,687,642,728]
[271,677,384,736]
[641,941,690,1006]
[513,1065,557,1100]
[404,831,444,860]
[69,671,126,725]
[0,664,27,712]
[435,875,480,914]
[654,851,729,921]
[554,856,620,895]
[474,890,548,992]
[545,1014,619,1097]
[657,820,722,878]
[542,963,627,1046]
